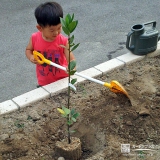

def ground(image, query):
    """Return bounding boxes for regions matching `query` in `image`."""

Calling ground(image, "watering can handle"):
[33,51,51,65]
[126,31,134,51]
[144,21,156,28]
[33,51,67,71]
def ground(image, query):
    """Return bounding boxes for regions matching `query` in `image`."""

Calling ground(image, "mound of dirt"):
[0,55,160,160]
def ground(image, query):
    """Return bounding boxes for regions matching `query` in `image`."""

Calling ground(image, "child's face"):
[37,23,62,41]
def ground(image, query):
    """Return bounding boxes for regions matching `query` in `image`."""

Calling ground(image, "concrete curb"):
[0,43,160,115]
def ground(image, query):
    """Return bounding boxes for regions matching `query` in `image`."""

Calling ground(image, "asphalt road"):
[1,0,160,102]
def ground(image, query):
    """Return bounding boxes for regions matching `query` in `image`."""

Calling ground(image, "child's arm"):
[64,43,75,63]
[25,37,38,64]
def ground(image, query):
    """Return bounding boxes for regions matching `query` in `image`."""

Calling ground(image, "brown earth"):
[0,55,160,160]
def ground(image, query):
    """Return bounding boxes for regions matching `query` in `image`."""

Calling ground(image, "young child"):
[25,2,75,86]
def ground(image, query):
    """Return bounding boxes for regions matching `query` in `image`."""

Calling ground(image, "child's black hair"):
[35,2,63,27]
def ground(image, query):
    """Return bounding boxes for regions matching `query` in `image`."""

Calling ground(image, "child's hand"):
[29,55,39,64]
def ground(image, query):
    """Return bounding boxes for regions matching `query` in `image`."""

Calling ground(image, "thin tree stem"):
[67,83,71,144]
[67,34,71,144]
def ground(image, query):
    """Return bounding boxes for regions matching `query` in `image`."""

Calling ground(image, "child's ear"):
[36,25,43,32]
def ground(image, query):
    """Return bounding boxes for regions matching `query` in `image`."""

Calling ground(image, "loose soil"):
[0,55,160,160]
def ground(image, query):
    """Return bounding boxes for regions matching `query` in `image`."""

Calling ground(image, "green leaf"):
[62,106,70,115]
[62,114,67,118]
[14,120,24,128]
[71,43,80,52]
[67,120,72,125]
[65,15,70,27]
[70,70,76,75]
[70,43,75,48]
[68,21,78,33]
[72,117,76,122]
[66,14,72,23]
[71,108,76,115]
[62,26,70,36]
[71,13,74,21]
[73,112,80,119]
[71,78,77,84]
[68,60,76,70]
[27,115,32,120]
[69,130,76,133]
[60,18,66,28]
[69,35,74,44]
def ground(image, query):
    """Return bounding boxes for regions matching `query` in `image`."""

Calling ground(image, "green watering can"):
[126,21,160,55]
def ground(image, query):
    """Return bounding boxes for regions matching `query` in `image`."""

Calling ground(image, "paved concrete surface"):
[1,0,160,102]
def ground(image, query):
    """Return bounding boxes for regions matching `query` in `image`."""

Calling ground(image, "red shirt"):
[32,32,68,86]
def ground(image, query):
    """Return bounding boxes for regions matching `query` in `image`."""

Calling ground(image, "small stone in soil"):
[139,108,150,116]
[0,134,9,141]
[58,157,65,160]
[28,110,41,121]
[126,121,133,126]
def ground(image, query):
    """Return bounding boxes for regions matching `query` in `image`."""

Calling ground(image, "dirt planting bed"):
[0,55,160,160]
